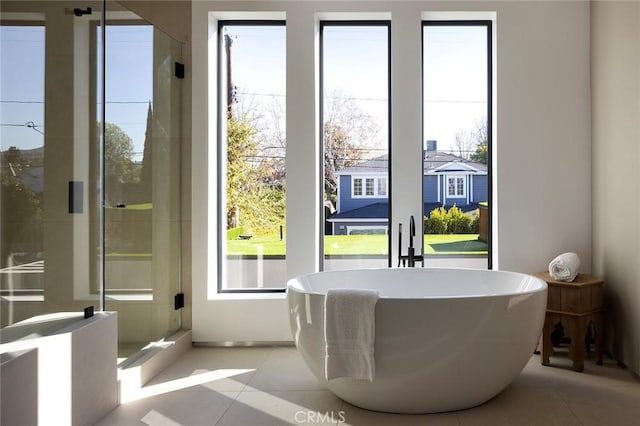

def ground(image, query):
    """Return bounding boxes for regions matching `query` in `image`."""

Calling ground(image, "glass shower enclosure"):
[0,0,183,359]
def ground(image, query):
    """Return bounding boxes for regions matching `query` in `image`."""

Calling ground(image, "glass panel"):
[101,14,183,355]
[322,23,390,269]
[220,23,286,291]
[353,178,362,196]
[1,4,106,328]
[1,2,182,361]
[423,23,489,265]
[1,23,45,326]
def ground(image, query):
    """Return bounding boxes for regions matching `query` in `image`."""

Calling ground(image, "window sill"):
[209,291,287,301]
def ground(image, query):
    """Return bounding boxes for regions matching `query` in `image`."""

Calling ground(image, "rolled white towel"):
[548,252,580,282]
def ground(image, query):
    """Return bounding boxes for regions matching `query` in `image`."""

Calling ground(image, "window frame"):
[446,175,466,198]
[319,20,392,269]
[351,175,388,198]
[217,19,287,294]
[422,19,493,268]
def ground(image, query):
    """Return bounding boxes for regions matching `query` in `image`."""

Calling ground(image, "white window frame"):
[446,175,466,198]
[352,175,388,198]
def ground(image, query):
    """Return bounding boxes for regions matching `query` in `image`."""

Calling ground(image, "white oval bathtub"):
[287,268,548,414]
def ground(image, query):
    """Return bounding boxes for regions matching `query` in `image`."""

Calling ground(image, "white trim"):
[351,175,388,198]
[446,175,466,199]
[336,173,341,213]
[432,161,481,174]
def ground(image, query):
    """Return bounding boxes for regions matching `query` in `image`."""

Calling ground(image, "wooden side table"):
[534,272,604,372]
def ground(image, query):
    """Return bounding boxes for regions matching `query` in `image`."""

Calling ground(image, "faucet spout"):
[398,215,424,268]
[409,215,415,249]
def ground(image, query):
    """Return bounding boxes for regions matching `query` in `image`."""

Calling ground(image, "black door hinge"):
[174,293,185,310]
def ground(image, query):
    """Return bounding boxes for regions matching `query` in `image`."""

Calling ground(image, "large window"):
[219,22,286,291]
[423,21,491,266]
[0,23,45,323]
[321,22,390,270]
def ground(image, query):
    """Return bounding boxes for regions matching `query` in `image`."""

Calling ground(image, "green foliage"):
[447,205,472,234]
[226,116,286,236]
[424,206,448,234]
[471,209,480,233]
[469,143,487,164]
[1,172,43,265]
[424,205,475,234]
[105,122,137,182]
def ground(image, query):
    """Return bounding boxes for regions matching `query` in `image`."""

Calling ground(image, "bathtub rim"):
[286,267,548,301]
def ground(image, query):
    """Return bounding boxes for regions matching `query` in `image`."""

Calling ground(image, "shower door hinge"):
[174,293,185,310]
[175,62,185,79]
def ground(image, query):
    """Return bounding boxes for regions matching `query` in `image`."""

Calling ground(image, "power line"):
[0,121,44,135]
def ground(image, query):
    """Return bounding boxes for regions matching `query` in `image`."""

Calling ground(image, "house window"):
[353,178,363,196]
[219,21,286,291]
[352,176,387,198]
[377,176,387,196]
[447,176,465,197]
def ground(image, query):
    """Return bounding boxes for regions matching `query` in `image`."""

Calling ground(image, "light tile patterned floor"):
[97,346,640,425]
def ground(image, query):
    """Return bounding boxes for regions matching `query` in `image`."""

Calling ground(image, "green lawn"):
[226,234,487,256]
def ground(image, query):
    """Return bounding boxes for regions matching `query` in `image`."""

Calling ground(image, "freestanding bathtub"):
[287,267,547,414]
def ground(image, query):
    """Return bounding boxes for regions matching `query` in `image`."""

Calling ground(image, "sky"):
[0,25,45,151]
[227,23,488,155]
[0,24,153,160]
[1,22,488,158]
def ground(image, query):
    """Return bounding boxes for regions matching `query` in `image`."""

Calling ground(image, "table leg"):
[569,316,591,372]
[541,312,559,366]
[593,312,604,365]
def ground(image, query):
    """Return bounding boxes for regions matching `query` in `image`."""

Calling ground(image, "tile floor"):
[97,346,639,426]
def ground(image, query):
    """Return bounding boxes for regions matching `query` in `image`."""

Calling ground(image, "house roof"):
[328,201,481,221]
[336,151,487,175]
[329,202,389,221]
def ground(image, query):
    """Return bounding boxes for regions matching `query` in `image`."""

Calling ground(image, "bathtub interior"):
[288,267,546,298]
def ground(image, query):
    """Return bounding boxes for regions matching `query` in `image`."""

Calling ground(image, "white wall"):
[191,1,592,342]
[592,1,640,375]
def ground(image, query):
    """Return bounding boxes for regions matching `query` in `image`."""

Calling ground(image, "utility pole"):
[224,34,234,119]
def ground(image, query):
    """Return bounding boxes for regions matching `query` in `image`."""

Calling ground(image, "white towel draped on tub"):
[324,288,379,382]
[549,252,580,282]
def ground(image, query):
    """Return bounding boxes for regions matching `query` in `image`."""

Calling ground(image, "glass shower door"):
[100,6,183,357]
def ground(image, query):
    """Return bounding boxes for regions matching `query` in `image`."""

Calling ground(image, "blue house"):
[327,149,488,235]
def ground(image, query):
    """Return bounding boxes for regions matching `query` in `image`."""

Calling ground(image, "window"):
[423,21,492,266]
[352,176,387,198]
[447,176,465,197]
[0,23,45,307]
[321,21,390,271]
[219,21,286,291]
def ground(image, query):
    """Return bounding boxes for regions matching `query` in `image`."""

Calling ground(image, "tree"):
[105,122,137,182]
[3,146,23,165]
[1,172,43,266]
[322,90,381,202]
[104,122,138,205]
[453,129,475,160]
[226,115,259,229]
[469,119,488,164]
[323,122,362,194]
